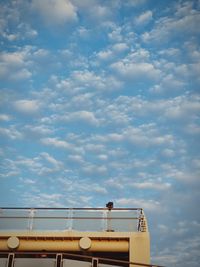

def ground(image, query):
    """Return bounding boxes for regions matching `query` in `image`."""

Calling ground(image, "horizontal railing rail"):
[0,207,143,210]
[0,216,139,219]
[0,207,145,232]
[0,251,165,267]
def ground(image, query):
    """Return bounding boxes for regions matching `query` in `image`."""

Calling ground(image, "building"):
[0,205,161,267]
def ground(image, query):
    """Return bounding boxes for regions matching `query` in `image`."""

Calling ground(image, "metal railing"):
[0,207,146,232]
[0,252,165,267]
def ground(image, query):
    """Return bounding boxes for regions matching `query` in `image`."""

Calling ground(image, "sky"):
[0,0,200,266]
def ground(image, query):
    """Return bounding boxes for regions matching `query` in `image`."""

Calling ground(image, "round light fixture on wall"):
[7,236,20,249]
[79,237,92,250]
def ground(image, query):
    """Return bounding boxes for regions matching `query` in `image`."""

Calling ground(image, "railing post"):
[106,202,114,232]
[66,209,73,230]
[92,258,99,267]
[28,208,35,231]
[7,253,14,267]
[107,209,112,231]
[56,253,63,267]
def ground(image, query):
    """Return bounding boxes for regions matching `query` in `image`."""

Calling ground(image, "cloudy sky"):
[0,0,200,266]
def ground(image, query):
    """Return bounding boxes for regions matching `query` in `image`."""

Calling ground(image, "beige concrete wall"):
[0,238,129,252]
[0,230,150,265]
[129,232,150,265]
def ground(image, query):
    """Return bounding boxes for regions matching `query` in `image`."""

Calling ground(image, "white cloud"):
[153,233,200,267]
[112,43,129,52]
[77,26,90,38]
[115,94,199,124]
[111,61,161,81]
[6,154,64,178]
[106,178,124,190]
[69,93,94,109]
[100,125,174,148]
[142,4,200,43]
[3,33,18,41]
[131,181,171,190]
[106,133,123,142]
[161,148,175,157]
[73,1,112,22]
[72,70,105,89]
[0,50,32,80]
[16,156,42,170]
[101,108,130,126]
[0,114,11,121]
[21,178,36,185]
[186,123,200,135]
[150,74,186,94]
[79,195,93,204]
[124,0,146,7]
[135,10,152,25]
[116,198,161,211]
[97,50,113,61]
[68,154,84,164]
[32,0,77,25]
[33,48,49,58]
[14,99,40,114]
[108,27,123,42]
[164,95,200,120]
[24,124,53,136]
[98,154,108,161]
[84,143,105,153]
[40,152,63,169]
[82,164,107,175]
[158,48,180,57]
[57,70,122,93]
[17,23,38,39]
[92,185,107,194]
[175,2,194,17]
[0,52,24,66]
[90,5,111,20]
[41,137,72,150]
[12,68,32,80]
[127,48,150,62]
[131,159,156,169]
[67,110,99,126]
[22,192,63,207]
[1,17,38,41]
[0,126,23,140]
[172,171,200,184]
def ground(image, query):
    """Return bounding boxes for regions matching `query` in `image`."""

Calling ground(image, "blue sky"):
[0,0,200,266]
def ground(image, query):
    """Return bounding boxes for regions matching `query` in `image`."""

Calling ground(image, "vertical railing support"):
[56,253,63,267]
[7,253,14,267]
[92,258,99,267]
[67,209,73,230]
[28,208,35,231]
